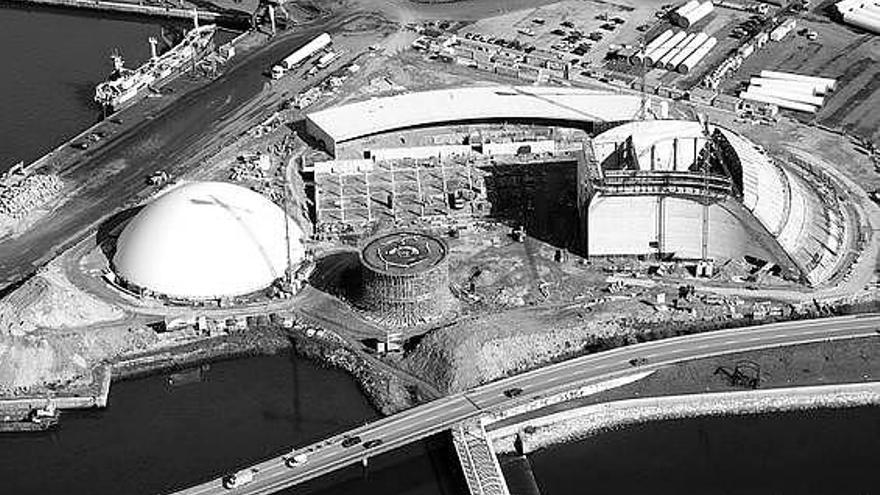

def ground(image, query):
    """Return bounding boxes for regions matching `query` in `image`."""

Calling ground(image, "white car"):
[285,452,309,468]
[223,469,256,489]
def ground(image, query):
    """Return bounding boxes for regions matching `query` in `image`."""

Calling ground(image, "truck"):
[270,33,332,79]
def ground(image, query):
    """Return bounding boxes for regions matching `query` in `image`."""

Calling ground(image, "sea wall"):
[489,381,880,454]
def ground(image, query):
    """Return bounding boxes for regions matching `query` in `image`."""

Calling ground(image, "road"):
[167,314,880,495]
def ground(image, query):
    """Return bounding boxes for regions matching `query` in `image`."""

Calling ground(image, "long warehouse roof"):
[306,86,644,143]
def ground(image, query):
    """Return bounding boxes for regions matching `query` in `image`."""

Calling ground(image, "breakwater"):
[490,381,880,454]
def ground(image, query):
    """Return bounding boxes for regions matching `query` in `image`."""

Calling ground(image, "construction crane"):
[638,35,649,121]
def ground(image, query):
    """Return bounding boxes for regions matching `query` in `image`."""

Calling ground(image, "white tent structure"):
[113,181,305,300]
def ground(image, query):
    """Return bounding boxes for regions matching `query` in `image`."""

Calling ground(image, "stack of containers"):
[666,32,709,70]
[645,31,686,66]
[739,70,837,113]
[677,36,717,73]
[631,29,674,65]
[835,0,880,34]
[672,0,714,28]
[657,33,697,69]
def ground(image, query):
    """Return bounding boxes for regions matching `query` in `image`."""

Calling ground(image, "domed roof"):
[112,181,305,300]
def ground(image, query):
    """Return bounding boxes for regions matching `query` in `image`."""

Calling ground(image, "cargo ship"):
[94,23,216,112]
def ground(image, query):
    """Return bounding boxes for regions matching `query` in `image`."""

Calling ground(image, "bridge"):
[167,314,880,495]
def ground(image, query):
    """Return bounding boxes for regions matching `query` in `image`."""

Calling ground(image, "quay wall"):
[0,365,112,414]
[489,381,880,454]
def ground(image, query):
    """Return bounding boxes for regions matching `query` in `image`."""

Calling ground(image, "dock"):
[0,365,113,431]
[5,0,251,27]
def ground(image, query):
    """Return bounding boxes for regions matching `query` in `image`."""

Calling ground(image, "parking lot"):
[456,0,663,67]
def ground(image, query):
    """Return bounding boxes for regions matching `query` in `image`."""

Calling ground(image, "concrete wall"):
[369,145,473,161]
[483,140,556,157]
[588,196,658,255]
[588,195,769,260]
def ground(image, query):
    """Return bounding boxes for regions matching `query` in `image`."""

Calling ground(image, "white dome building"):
[112,181,305,300]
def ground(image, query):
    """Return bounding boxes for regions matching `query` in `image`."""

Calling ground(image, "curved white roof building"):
[305,86,643,155]
[113,181,305,300]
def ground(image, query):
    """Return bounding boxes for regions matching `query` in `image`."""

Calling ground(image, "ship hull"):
[96,25,217,113]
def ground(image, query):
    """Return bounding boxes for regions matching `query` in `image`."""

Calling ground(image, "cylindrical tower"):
[359,231,452,326]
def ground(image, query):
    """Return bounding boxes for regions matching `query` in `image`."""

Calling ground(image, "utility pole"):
[639,35,648,121]
[283,156,293,285]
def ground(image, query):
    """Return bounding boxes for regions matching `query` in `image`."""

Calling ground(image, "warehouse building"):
[304,86,643,157]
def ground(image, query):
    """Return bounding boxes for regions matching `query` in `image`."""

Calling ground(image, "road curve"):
[166,314,880,495]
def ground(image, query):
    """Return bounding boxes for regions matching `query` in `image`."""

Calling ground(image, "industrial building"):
[112,181,305,301]
[306,89,851,287]
[359,231,452,326]
[304,86,643,157]
[579,120,849,285]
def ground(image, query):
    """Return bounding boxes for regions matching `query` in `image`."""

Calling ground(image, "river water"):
[526,406,880,495]
[0,349,468,495]
[1,6,878,495]
[0,6,174,168]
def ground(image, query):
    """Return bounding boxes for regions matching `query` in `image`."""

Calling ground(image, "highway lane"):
[167,314,880,495]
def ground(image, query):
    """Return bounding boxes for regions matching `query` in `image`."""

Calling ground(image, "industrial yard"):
[0,0,877,443]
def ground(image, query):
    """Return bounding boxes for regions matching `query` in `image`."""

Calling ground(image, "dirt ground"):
[533,336,880,414]
[719,14,880,145]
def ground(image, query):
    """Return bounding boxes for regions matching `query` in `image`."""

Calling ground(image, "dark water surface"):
[528,406,880,495]
[0,351,382,495]
[0,7,169,167]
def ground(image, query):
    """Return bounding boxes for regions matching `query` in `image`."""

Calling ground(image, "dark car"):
[341,435,362,448]
[363,439,384,449]
[72,142,89,150]
[503,387,524,398]
[629,357,649,367]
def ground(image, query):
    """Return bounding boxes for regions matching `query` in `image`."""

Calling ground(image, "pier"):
[5,0,251,27]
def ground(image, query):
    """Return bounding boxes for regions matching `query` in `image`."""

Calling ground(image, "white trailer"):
[677,36,717,73]
[632,29,674,64]
[770,18,796,41]
[270,33,332,79]
[675,1,714,28]
[666,32,708,70]
[746,85,825,107]
[759,70,837,92]
[739,91,818,113]
[646,31,686,66]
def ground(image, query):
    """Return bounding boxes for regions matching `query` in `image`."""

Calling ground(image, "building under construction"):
[576,119,850,286]
[359,231,452,327]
